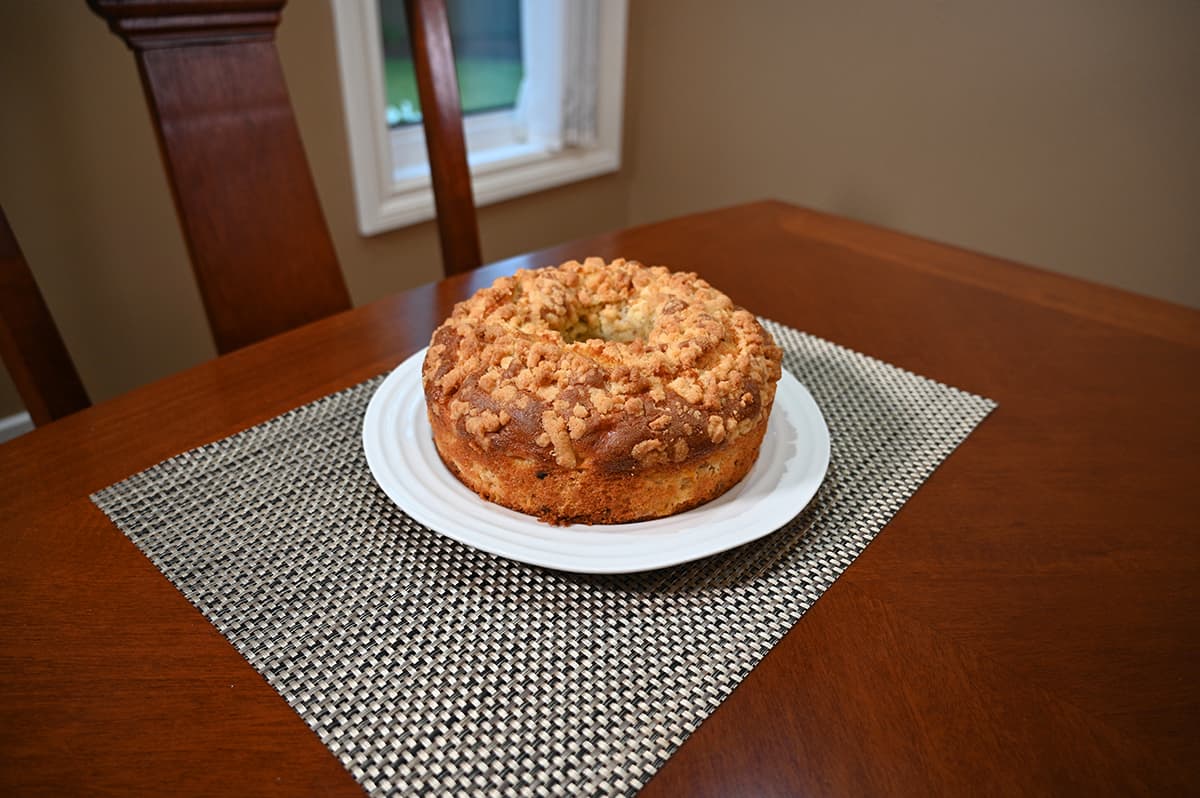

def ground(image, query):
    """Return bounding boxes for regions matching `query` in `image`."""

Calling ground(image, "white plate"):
[363,349,831,574]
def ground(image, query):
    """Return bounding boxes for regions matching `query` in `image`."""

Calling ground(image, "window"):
[380,0,523,126]
[332,0,628,236]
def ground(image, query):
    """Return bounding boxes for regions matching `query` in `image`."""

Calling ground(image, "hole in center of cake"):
[559,303,654,344]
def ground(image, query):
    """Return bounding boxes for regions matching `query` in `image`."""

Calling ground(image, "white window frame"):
[331,0,628,236]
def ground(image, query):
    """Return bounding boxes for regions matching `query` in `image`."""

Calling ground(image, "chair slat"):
[406,0,484,276]
[0,207,91,426]
[89,0,353,353]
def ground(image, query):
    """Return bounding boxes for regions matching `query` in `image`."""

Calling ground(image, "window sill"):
[369,145,619,235]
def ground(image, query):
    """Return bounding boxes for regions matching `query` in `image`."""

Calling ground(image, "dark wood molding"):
[87,0,283,49]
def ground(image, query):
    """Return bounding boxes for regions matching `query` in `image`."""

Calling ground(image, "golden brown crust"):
[421,257,783,524]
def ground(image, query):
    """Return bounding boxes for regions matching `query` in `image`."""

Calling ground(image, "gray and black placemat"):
[92,320,996,797]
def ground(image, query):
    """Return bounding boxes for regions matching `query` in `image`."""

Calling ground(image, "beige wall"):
[624,0,1200,306]
[2,1,1198,420]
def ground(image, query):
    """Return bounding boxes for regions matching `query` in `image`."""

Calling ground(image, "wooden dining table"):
[2,200,1197,795]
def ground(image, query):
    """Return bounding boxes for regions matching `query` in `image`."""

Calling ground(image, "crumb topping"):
[423,257,782,471]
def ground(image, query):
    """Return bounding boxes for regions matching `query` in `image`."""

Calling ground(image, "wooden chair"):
[89,0,482,351]
[2,0,480,427]
[405,0,484,278]
[0,206,91,427]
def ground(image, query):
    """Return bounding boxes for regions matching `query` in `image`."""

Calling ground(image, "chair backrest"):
[88,0,482,353]
[405,0,483,277]
[2,0,481,426]
[0,206,91,426]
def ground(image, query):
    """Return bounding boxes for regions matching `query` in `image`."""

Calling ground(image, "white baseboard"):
[0,411,34,443]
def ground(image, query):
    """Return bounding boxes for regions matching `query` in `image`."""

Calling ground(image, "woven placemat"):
[92,320,995,797]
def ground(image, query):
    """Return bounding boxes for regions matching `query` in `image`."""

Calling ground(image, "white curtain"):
[517,0,602,151]
[561,0,600,147]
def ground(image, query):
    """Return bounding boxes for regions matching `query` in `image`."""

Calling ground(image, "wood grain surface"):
[2,201,1197,795]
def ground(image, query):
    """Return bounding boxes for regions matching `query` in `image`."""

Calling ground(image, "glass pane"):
[379,0,523,127]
